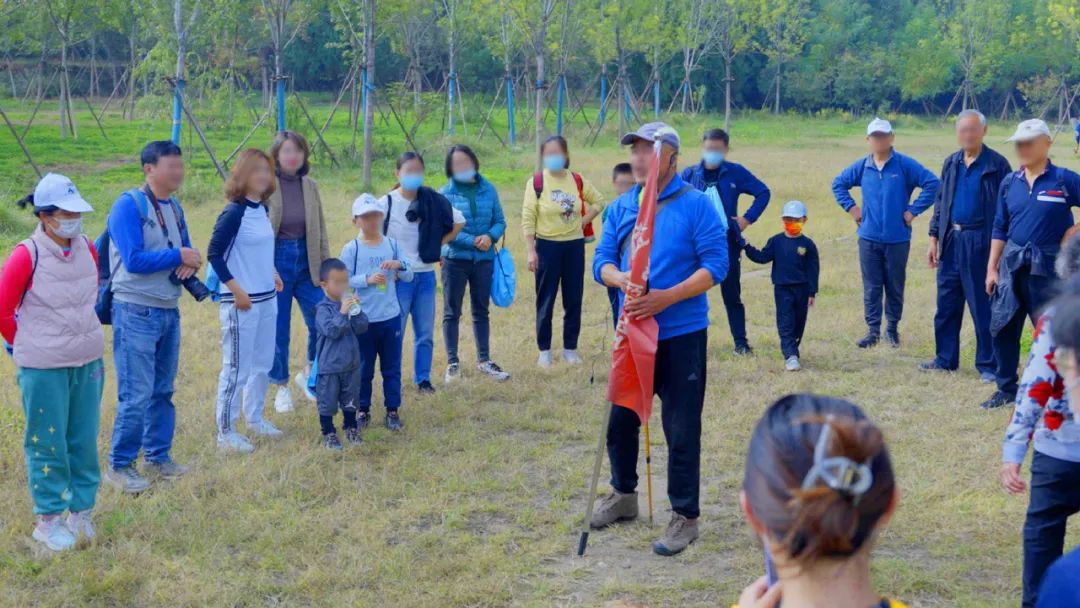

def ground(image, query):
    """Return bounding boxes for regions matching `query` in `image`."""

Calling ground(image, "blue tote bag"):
[491,244,516,308]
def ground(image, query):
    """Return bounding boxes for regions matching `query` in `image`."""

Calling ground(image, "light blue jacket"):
[439,175,507,262]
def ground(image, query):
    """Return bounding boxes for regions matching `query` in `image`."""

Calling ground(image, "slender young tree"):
[508,0,561,169]
[170,0,201,143]
[261,0,311,131]
[42,0,87,138]
[361,0,375,188]
[754,0,810,114]
[714,0,752,128]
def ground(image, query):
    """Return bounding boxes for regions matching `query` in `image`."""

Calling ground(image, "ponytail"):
[16,193,34,210]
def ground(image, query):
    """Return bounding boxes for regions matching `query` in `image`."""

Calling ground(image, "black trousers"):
[775,284,811,359]
[1022,452,1080,608]
[442,258,493,364]
[720,237,748,348]
[993,267,1058,396]
[858,238,910,333]
[607,329,707,519]
[534,238,585,351]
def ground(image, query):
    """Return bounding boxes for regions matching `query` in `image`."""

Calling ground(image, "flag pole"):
[577,402,612,557]
[643,419,654,524]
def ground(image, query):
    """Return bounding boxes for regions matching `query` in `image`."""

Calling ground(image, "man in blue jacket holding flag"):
[832,118,940,349]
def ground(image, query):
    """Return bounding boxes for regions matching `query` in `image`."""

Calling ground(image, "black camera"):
[170,272,211,302]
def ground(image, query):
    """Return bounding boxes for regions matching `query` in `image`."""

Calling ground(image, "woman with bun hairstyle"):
[734,394,907,608]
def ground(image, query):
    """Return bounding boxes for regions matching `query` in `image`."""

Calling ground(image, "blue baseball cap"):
[781,200,808,219]
[620,122,681,151]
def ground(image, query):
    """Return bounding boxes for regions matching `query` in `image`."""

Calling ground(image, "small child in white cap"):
[742,200,820,371]
[340,193,413,431]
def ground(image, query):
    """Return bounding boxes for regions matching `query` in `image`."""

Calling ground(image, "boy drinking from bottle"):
[314,258,369,450]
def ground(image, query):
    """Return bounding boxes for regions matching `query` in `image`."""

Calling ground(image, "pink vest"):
[13,225,104,369]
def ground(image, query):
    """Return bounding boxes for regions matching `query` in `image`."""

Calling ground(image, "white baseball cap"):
[351,193,384,217]
[33,173,93,213]
[866,117,893,136]
[1006,119,1052,143]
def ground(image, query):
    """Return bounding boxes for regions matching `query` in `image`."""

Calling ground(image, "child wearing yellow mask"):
[743,201,820,371]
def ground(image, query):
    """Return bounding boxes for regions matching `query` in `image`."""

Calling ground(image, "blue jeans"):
[858,238,910,334]
[356,316,403,411]
[396,270,436,385]
[271,238,322,384]
[109,301,181,469]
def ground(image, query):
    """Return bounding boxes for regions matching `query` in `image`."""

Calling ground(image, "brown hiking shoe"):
[589,491,638,529]
[652,513,699,556]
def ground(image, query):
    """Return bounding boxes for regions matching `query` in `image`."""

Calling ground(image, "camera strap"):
[141,186,187,249]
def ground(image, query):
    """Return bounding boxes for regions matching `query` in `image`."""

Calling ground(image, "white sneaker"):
[217,431,255,453]
[562,349,583,365]
[444,362,461,383]
[537,350,553,368]
[478,360,511,382]
[294,371,316,402]
[66,510,95,543]
[785,356,801,372]
[32,515,76,552]
[274,387,295,413]
[248,419,284,438]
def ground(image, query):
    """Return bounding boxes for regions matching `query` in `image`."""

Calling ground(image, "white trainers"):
[562,349,583,365]
[444,362,461,383]
[537,350,553,368]
[217,431,255,453]
[66,510,95,543]
[248,419,284,438]
[32,515,76,552]
[785,356,801,372]
[294,371,316,402]
[274,387,295,413]
[477,360,511,382]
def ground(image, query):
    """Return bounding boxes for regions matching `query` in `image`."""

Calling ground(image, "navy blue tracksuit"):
[744,233,820,359]
[927,146,1012,374]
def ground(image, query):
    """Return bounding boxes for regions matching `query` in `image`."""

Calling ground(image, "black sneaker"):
[344,427,362,446]
[733,344,754,356]
[417,380,436,395]
[857,333,880,349]
[980,391,1016,410]
[918,360,952,372]
[885,328,900,348]
[357,411,371,430]
[323,432,343,451]
[385,411,403,431]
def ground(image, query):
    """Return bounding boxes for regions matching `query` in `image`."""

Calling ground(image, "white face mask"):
[51,217,83,239]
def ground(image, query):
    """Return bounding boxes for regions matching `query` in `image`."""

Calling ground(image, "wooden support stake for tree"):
[99,66,130,115]
[178,97,227,181]
[476,79,505,142]
[384,97,421,153]
[321,64,359,134]
[292,92,339,168]
[83,98,110,141]
[225,111,269,167]
[0,104,43,178]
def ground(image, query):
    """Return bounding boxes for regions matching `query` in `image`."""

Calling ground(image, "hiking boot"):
[105,464,152,494]
[323,432,343,451]
[385,411,404,432]
[357,411,372,430]
[784,356,801,372]
[918,360,953,373]
[248,420,284,438]
[417,380,436,395]
[217,431,255,454]
[444,362,461,383]
[885,328,901,348]
[537,350,553,368]
[856,333,880,349]
[562,350,583,365]
[32,515,76,552]
[478,360,511,381]
[589,491,638,529]
[66,510,95,544]
[144,459,191,480]
[981,390,1016,410]
[653,513,699,556]
[344,427,363,446]
[274,387,295,413]
[733,344,754,356]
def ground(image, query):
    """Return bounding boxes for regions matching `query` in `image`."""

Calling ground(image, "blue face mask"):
[400,174,424,191]
[453,169,477,184]
[543,154,567,172]
[703,150,725,168]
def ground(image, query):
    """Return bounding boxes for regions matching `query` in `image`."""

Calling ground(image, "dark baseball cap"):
[620,122,681,151]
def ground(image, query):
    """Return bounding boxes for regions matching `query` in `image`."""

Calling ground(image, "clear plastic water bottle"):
[348,299,364,317]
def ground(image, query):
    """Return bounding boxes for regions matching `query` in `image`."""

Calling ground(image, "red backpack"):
[532,171,595,242]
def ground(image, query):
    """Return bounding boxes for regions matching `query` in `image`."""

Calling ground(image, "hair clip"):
[801,416,874,504]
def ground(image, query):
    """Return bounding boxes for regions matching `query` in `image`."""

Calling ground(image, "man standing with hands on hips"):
[831,118,939,349]
[588,122,728,557]
[920,110,1011,381]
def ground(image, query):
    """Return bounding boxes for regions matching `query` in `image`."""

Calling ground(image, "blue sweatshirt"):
[744,233,820,295]
[831,150,940,244]
[681,161,771,224]
[341,235,413,323]
[592,175,728,340]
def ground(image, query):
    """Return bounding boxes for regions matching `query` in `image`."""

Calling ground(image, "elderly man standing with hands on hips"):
[588,122,728,557]
[832,118,940,349]
[982,119,1080,410]
[920,110,1012,381]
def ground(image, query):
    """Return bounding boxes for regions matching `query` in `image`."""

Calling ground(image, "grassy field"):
[0,98,1079,607]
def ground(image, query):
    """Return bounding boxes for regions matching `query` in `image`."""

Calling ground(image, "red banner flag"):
[606,142,661,423]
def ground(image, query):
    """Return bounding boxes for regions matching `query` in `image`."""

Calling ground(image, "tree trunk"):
[724,56,732,130]
[615,22,625,137]
[362,0,376,189]
[447,3,456,136]
[533,12,548,171]
[173,0,187,144]
[773,62,781,114]
[59,41,68,138]
[90,38,98,98]
[126,30,137,119]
